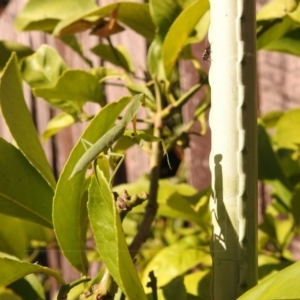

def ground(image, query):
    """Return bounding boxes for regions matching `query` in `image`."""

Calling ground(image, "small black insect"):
[202,39,211,62]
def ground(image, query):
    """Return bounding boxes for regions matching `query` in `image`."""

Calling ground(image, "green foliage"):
[88,169,147,300]
[0,254,65,287]
[0,41,33,71]
[162,0,209,78]
[53,97,131,274]
[0,54,56,189]
[238,259,300,300]
[1,0,300,299]
[91,43,135,73]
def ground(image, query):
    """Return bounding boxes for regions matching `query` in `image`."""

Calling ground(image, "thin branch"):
[129,78,163,258]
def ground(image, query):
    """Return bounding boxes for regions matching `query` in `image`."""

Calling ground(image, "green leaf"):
[126,83,155,103]
[88,171,147,300]
[262,27,300,57]
[91,43,134,73]
[238,259,300,300]
[162,0,209,78]
[258,254,293,281]
[260,205,294,248]
[147,37,166,78]
[59,35,93,67]
[19,219,52,247]
[0,138,53,228]
[0,40,33,71]
[273,214,294,247]
[186,9,210,44]
[89,67,123,82]
[274,108,300,150]
[162,276,187,300]
[21,44,68,88]
[291,184,300,223]
[34,69,104,107]
[0,287,22,300]
[0,53,56,190]
[14,0,97,32]
[0,214,27,259]
[258,122,292,209]
[257,16,297,50]
[260,111,284,128]
[257,0,299,20]
[142,235,211,290]
[42,112,76,141]
[149,0,183,38]
[114,176,210,226]
[20,46,83,115]
[0,255,65,286]
[184,270,211,299]
[147,0,196,78]
[54,2,154,41]
[53,97,131,274]
[8,274,45,300]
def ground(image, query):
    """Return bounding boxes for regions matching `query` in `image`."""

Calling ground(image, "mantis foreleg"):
[93,151,125,189]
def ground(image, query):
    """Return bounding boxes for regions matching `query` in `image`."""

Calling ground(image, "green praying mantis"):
[69,93,170,184]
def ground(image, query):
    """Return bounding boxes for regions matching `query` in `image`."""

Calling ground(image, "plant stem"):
[160,83,202,119]
[129,78,163,257]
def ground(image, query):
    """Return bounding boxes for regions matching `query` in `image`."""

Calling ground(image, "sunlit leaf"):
[89,66,123,82]
[258,254,293,282]
[291,184,300,223]
[42,112,76,141]
[184,270,211,299]
[15,0,97,32]
[0,214,27,259]
[54,2,154,41]
[59,35,93,67]
[34,69,104,108]
[149,0,183,38]
[257,0,299,20]
[260,111,284,128]
[0,40,33,71]
[238,260,300,299]
[0,139,53,228]
[114,176,209,226]
[7,274,45,300]
[257,16,297,50]
[258,122,292,209]
[162,0,209,78]
[88,170,147,300]
[0,287,22,300]
[126,83,155,102]
[0,53,56,189]
[274,108,300,150]
[142,235,211,290]
[0,255,65,286]
[53,97,131,274]
[21,45,67,88]
[91,43,134,73]
[147,37,166,78]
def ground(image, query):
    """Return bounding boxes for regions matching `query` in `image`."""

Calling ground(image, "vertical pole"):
[208,0,257,298]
